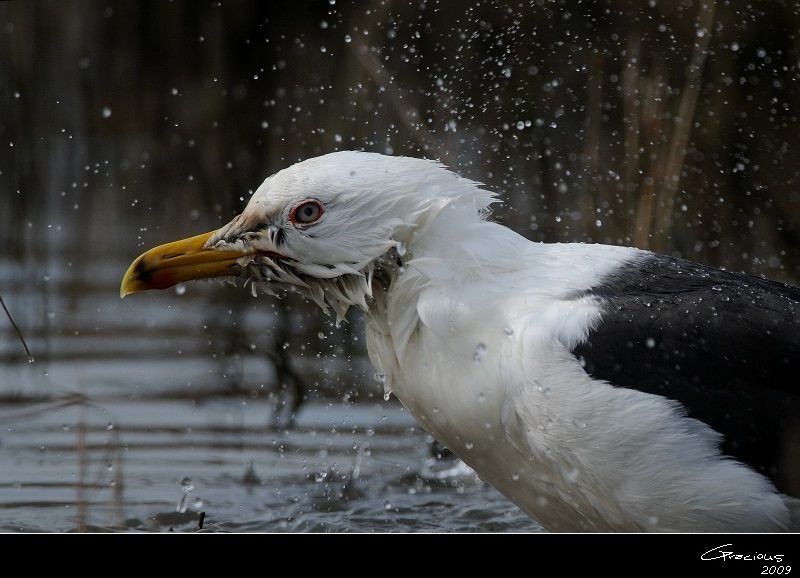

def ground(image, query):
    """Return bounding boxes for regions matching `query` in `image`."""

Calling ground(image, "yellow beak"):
[120,230,254,298]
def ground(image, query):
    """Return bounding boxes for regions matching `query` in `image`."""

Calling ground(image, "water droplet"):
[572,417,586,429]
[504,327,514,336]
[535,383,551,397]
[465,441,474,450]
[174,283,186,295]
[477,392,486,403]
[645,337,656,349]
[473,342,487,363]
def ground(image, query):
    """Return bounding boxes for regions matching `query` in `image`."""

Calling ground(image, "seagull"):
[121,151,800,532]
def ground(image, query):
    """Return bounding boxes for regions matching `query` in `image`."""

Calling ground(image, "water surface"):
[0,394,541,532]
[0,258,542,532]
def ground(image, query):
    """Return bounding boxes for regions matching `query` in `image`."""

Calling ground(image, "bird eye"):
[289,200,324,226]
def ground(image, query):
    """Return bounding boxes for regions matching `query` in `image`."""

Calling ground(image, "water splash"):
[375,372,391,399]
[176,477,195,513]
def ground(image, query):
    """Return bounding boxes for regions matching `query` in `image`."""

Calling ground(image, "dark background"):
[2,0,800,403]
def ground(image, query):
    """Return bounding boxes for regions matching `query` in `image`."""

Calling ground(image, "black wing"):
[571,253,800,497]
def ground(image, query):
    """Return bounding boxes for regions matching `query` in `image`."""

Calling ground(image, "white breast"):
[365,235,791,532]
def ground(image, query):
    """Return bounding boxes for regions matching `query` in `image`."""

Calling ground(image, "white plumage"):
[121,151,800,532]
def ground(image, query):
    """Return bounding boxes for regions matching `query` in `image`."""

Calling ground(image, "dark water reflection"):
[0,395,541,533]
[0,258,541,533]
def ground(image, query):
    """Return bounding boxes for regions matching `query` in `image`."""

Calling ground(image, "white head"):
[209,151,494,266]
[121,151,496,322]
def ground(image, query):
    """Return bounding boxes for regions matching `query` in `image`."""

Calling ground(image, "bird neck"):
[301,201,495,328]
